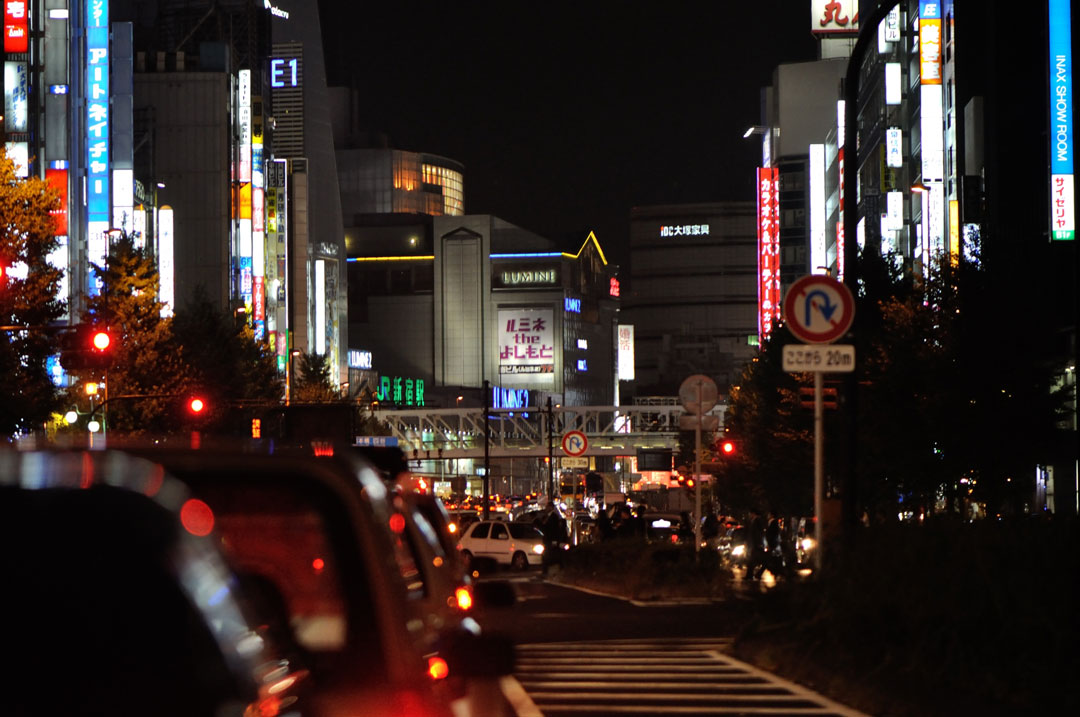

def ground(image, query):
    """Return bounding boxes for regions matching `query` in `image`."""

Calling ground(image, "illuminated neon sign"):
[378,376,426,407]
[757,167,780,342]
[491,387,530,409]
[1050,0,1075,241]
[86,0,111,296]
[4,0,28,53]
[270,58,299,88]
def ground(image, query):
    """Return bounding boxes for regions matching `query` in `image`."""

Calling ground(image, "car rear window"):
[508,523,544,540]
[174,474,385,682]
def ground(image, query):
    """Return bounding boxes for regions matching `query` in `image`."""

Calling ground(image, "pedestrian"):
[631,504,649,539]
[765,512,786,577]
[614,505,636,539]
[702,509,720,545]
[540,508,568,574]
[596,507,615,541]
[677,511,694,543]
[744,508,767,580]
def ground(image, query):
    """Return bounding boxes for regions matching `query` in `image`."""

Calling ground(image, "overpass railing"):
[373,404,692,458]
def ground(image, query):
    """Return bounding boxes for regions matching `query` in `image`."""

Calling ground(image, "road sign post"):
[782,275,856,573]
[679,374,718,556]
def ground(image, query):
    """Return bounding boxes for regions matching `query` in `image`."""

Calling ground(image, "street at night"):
[2,1,1078,715]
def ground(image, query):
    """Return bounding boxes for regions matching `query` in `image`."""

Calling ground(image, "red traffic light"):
[91,330,111,351]
[188,397,206,414]
[720,439,736,455]
[59,325,115,371]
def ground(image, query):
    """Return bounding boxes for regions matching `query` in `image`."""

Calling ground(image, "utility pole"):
[483,379,490,521]
[547,396,554,502]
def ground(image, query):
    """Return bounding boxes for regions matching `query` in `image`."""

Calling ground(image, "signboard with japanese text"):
[4,0,28,53]
[757,167,781,343]
[659,223,710,237]
[86,0,110,226]
[377,375,425,407]
[617,324,635,381]
[837,147,846,281]
[498,308,555,386]
[4,61,27,132]
[45,169,68,236]
[811,0,859,35]
[1049,0,1075,241]
[919,1,942,85]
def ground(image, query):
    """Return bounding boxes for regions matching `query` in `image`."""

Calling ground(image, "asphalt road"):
[476,573,869,717]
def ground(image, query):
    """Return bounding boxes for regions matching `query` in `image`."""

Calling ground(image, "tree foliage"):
[0,151,65,437]
[73,233,185,434]
[723,248,1073,520]
[60,239,284,436]
[172,290,284,433]
[292,350,339,403]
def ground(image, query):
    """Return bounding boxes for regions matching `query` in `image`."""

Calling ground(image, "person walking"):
[744,508,767,580]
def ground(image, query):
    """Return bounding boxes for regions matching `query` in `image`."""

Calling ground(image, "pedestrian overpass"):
[373,404,705,459]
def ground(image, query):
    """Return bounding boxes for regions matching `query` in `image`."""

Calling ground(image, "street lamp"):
[742,125,769,138]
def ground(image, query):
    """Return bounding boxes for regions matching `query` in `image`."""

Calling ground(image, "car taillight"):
[453,586,473,611]
[427,655,449,680]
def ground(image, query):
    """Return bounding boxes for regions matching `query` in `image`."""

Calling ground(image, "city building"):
[2,0,348,391]
[622,203,759,397]
[754,1,1077,514]
[347,215,620,493]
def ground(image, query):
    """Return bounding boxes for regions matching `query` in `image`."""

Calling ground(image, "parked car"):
[457,520,546,570]
[129,445,513,717]
[446,508,481,537]
[0,449,303,717]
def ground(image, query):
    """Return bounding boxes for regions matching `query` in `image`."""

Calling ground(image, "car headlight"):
[732,544,746,557]
[532,544,545,554]
[800,537,816,551]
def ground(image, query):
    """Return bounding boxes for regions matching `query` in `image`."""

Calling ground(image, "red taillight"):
[389,513,406,534]
[427,656,449,680]
[180,498,214,536]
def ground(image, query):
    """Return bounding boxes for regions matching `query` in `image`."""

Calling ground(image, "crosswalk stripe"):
[509,638,869,717]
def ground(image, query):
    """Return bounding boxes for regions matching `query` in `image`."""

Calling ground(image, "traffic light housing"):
[59,325,115,371]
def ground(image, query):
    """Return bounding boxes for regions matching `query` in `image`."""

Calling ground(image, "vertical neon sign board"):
[1050,0,1075,241]
[918,1,942,85]
[86,0,110,295]
[4,0,28,53]
[757,167,781,343]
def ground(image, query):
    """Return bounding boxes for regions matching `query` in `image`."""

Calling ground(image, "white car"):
[458,520,546,570]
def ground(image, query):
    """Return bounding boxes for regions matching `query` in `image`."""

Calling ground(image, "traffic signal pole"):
[694,379,703,556]
[813,369,824,572]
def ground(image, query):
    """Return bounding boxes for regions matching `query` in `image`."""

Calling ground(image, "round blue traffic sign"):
[782,275,855,344]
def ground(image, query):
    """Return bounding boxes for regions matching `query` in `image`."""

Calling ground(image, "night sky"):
[320,1,820,268]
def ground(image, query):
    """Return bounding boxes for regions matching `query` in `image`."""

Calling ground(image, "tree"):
[292,350,339,403]
[721,324,815,517]
[74,232,185,434]
[171,290,284,434]
[0,151,65,437]
[723,245,1071,521]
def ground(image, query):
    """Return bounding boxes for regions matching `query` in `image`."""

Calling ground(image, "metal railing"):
[374,404,696,458]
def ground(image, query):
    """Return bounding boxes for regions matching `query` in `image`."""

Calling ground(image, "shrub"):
[557,540,734,600]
